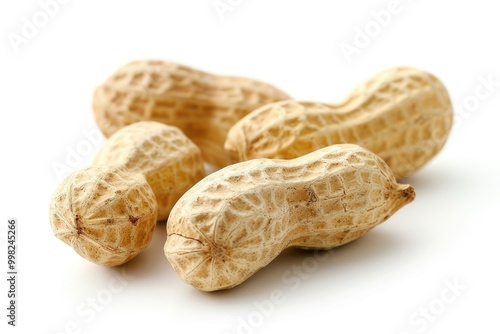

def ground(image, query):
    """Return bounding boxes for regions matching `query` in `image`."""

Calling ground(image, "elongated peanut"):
[50,166,157,266]
[225,67,453,178]
[93,60,290,167]
[93,121,205,221]
[164,144,415,291]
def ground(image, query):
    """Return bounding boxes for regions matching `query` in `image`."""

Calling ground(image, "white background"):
[1,1,499,333]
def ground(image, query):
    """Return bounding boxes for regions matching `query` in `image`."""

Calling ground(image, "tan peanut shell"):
[164,144,415,291]
[225,67,453,178]
[93,121,205,221]
[93,60,290,167]
[49,166,158,266]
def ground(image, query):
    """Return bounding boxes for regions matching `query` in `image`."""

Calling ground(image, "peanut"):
[93,121,205,221]
[50,122,203,265]
[49,166,157,266]
[164,144,415,291]
[93,60,290,167]
[225,67,453,178]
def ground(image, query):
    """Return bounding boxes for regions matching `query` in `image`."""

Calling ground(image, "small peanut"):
[93,60,290,167]
[50,122,203,265]
[225,67,453,178]
[93,121,205,221]
[49,166,157,266]
[164,144,415,291]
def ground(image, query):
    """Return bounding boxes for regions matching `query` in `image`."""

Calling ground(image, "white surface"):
[1,1,499,333]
